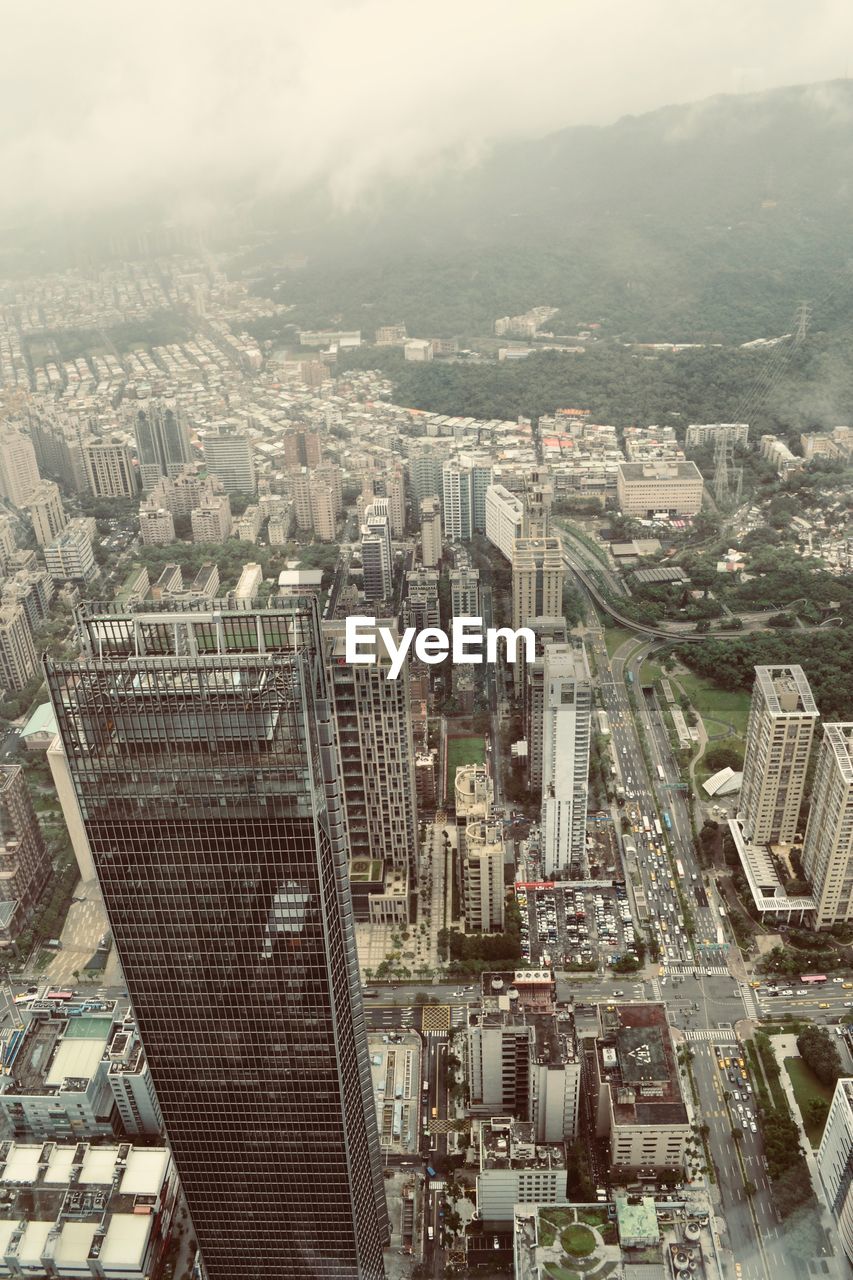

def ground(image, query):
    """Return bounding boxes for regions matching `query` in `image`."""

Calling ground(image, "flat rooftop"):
[597,1003,688,1127]
[618,461,702,481]
[481,1119,566,1171]
[754,665,818,716]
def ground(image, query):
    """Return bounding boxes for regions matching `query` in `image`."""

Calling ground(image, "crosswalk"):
[665,964,731,977]
[739,982,759,1020]
[682,1028,739,1042]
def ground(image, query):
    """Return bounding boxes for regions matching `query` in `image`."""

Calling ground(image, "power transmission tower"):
[795,301,811,343]
[713,426,743,508]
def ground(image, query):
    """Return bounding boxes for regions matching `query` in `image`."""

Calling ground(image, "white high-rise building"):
[739,665,819,846]
[485,484,526,562]
[202,425,256,495]
[420,497,442,568]
[802,724,853,929]
[541,643,591,878]
[817,1078,853,1265]
[442,461,472,542]
[361,502,392,602]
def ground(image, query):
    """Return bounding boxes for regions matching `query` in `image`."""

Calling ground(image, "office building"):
[592,1002,690,1173]
[476,1119,566,1223]
[685,422,749,449]
[803,724,853,929]
[817,1078,853,1266]
[362,503,392,602]
[83,438,137,499]
[523,618,569,791]
[0,431,40,507]
[0,1001,120,1139]
[420,497,442,568]
[44,520,97,583]
[325,620,419,915]
[0,1141,178,1280]
[0,604,38,694]
[130,398,192,489]
[450,563,481,617]
[191,494,232,543]
[462,819,505,932]
[512,536,565,695]
[46,599,388,1279]
[739,665,819,846]
[202,425,256,495]
[485,484,526,562]
[0,765,51,941]
[615,460,704,517]
[25,479,67,547]
[541,643,592,879]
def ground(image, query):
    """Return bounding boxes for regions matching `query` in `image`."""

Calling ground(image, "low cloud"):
[2,0,852,222]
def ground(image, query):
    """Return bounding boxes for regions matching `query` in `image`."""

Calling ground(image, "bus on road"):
[653,819,663,839]
[675,860,685,879]
[662,811,672,831]
[45,991,73,1002]
[626,671,634,684]
[800,974,827,985]
[657,764,666,782]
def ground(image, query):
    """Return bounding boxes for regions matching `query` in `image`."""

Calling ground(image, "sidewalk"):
[768,1033,845,1280]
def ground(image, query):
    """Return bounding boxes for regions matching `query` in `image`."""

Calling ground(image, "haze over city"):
[2,0,853,220]
[0,8,851,1280]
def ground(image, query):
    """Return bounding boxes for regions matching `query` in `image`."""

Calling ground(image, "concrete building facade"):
[541,643,591,879]
[818,1077,853,1267]
[615,460,704,517]
[25,479,67,547]
[486,484,526,562]
[420,497,442,568]
[739,665,819,846]
[803,724,853,929]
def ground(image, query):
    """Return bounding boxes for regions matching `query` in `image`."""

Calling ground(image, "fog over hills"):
[250,79,853,341]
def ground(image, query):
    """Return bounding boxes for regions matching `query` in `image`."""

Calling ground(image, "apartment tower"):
[420,497,442,568]
[46,599,388,1280]
[739,665,819,846]
[541,642,592,879]
[131,400,192,490]
[511,535,565,694]
[802,724,853,929]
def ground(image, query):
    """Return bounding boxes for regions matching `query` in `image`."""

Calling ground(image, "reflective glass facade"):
[46,599,388,1280]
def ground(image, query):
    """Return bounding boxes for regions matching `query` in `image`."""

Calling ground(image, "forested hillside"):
[243,80,853,343]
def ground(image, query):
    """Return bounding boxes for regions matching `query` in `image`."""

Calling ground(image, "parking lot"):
[515,883,639,970]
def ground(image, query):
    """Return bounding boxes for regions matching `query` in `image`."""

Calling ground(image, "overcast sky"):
[3,0,852,223]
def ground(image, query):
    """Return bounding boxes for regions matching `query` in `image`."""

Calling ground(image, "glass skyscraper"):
[46,598,388,1280]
